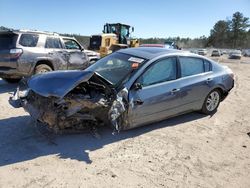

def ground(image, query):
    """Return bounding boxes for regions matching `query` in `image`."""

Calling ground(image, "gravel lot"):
[0,56,249,188]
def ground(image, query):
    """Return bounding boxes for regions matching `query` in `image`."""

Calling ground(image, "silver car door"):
[178,57,213,111]
[44,36,68,70]
[128,57,182,128]
[63,38,88,70]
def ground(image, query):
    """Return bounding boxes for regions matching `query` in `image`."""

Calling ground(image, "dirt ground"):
[0,56,249,188]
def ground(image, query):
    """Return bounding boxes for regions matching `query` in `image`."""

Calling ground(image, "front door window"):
[138,57,177,87]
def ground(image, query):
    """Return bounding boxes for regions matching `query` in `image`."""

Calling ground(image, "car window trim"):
[139,76,179,89]
[203,59,212,71]
[177,71,213,81]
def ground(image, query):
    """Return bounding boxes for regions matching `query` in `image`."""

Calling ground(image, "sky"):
[0,0,249,38]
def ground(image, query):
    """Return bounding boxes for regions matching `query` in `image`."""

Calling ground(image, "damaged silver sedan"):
[9,47,234,133]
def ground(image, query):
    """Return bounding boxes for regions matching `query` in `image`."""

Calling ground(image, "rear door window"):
[45,37,63,49]
[0,34,18,50]
[19,34,39,47]
[179,57,205,77]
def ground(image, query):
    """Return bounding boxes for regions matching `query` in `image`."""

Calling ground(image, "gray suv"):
[0,30,91,83]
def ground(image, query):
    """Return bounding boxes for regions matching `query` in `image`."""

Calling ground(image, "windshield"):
[87,52,145,86]
[121,26,129,37]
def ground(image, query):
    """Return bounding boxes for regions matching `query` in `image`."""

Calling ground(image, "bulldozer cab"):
[103,23,133,45]
[89,23,138,57]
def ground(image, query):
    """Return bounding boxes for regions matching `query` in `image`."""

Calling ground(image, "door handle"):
[133,99,144,105]
[171,88,180,94]
[206,78,213,84]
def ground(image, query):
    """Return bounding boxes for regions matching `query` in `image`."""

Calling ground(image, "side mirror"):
[133,83,142,90]
[132,27,134,32]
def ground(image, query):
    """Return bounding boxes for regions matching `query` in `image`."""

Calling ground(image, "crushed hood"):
[28,70,95,98]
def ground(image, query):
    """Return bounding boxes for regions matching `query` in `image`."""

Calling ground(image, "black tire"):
[3,78,21,83]
[35,64,52,74]
[201,89,221,115]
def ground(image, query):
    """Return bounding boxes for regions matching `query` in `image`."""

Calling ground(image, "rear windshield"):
[19,34,39,47]
[0,34,18,50]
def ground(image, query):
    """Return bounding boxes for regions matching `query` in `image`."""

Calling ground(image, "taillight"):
[9,48,23,59]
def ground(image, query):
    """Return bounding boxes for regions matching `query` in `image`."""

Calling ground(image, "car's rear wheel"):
[35,64,52,74]
[201,89,221,115]
[3,78,21,83]
[90,60,97,65]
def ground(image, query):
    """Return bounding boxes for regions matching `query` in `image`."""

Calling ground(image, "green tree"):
[0,26,11,31]
[230,12,250,48]
[207,20,230,48]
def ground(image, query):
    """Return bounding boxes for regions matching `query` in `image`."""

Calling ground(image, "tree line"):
[140,12,250,49]
[207,12,250,49]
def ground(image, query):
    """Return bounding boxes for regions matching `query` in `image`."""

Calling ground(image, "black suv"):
[0,30,90,83]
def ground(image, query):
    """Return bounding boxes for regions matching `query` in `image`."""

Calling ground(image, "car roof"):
[0,29,60,36]
[118,47,184,59]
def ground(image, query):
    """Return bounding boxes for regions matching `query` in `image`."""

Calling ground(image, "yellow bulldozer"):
[88,23,139,57]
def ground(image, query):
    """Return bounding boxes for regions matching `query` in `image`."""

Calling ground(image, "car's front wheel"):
[201,89,221,115]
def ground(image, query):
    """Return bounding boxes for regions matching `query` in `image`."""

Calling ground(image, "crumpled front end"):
[23,89,110,132]
[9,71,130,133]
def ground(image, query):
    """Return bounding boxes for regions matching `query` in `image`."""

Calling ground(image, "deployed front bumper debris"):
[9,70,128,133]
[108,88,128,132]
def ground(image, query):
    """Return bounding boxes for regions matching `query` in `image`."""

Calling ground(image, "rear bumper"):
[229,55,241,59]
[211,54,220,57]
[0,60,17,69]
[221,79,234,101]
[0,60,30,78]
[0,67,28,78]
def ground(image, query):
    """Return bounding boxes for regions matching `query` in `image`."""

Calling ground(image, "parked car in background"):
[164,41,181,49]
[242,49,250,57]
[211,49,221,57]
[139,44,165,48]
[140,42,181,50]
[190,49,198,54]
[10,47,234,133]
[229,50,242,59]
[0,29,99,83]
[197,49,208,56]
[222,50,227,55]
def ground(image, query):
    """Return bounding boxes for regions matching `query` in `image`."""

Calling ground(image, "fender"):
[28,57,51,75]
